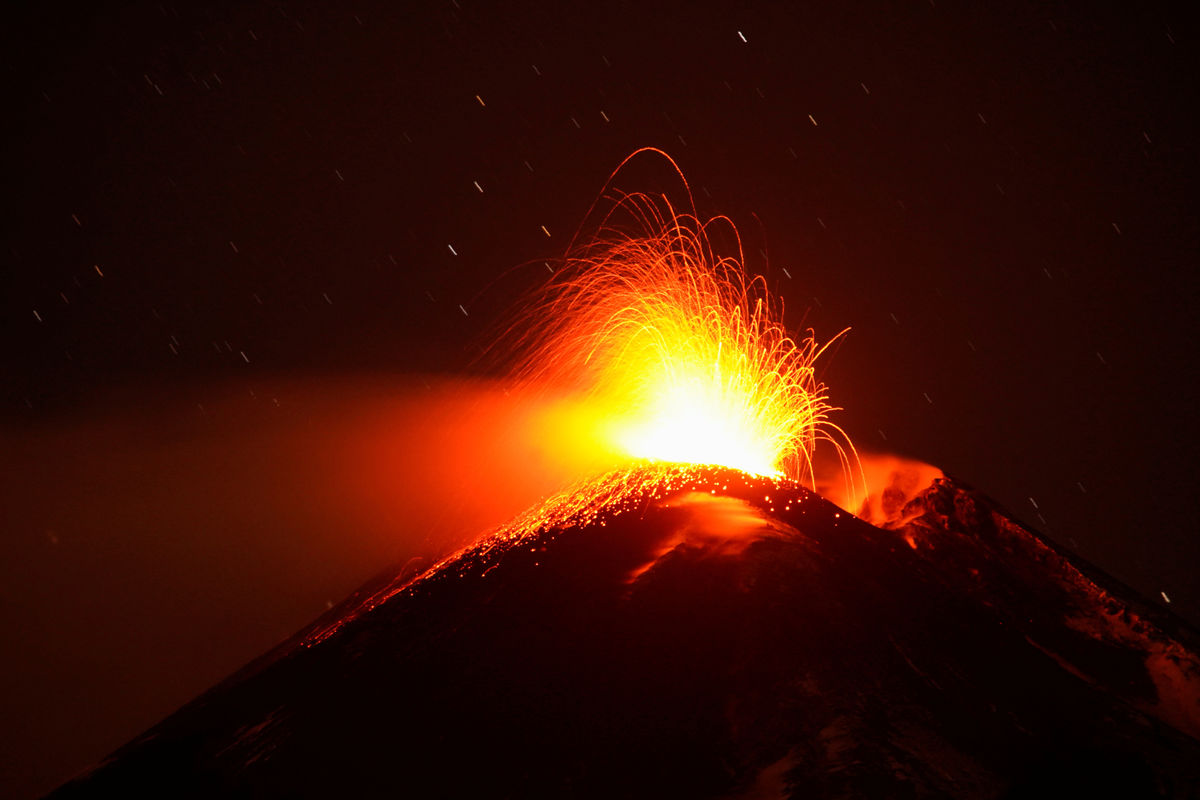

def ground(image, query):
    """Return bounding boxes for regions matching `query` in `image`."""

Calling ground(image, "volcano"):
[48,465,1200,798]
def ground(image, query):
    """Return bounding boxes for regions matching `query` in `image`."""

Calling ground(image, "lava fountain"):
[498,148,861,500]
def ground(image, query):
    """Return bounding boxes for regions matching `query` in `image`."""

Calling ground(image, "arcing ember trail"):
[501,148,860,495]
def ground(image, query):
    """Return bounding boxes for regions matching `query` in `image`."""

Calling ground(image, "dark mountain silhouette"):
[50,465,1200,798]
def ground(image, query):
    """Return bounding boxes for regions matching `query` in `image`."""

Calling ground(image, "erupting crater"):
[49,151,1200,799]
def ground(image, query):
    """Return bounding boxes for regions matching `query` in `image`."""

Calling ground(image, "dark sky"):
[3,1,1196,797]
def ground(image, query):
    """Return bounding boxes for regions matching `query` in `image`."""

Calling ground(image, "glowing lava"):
[505,149,859,492]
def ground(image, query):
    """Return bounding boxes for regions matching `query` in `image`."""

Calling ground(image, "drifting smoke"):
[498,148,862,498]
[825,452,945,526]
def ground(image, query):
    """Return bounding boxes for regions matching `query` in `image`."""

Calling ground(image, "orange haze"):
[0,374,625,799]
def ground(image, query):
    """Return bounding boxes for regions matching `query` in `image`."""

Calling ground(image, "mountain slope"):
[50,466,1200,798]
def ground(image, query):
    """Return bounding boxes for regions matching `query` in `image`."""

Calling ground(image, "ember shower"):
[498,148,861,500]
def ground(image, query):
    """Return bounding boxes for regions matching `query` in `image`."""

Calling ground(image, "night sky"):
[3,2,1196,797]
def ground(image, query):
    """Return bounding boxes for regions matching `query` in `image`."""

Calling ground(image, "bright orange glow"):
[502,148,860,494]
